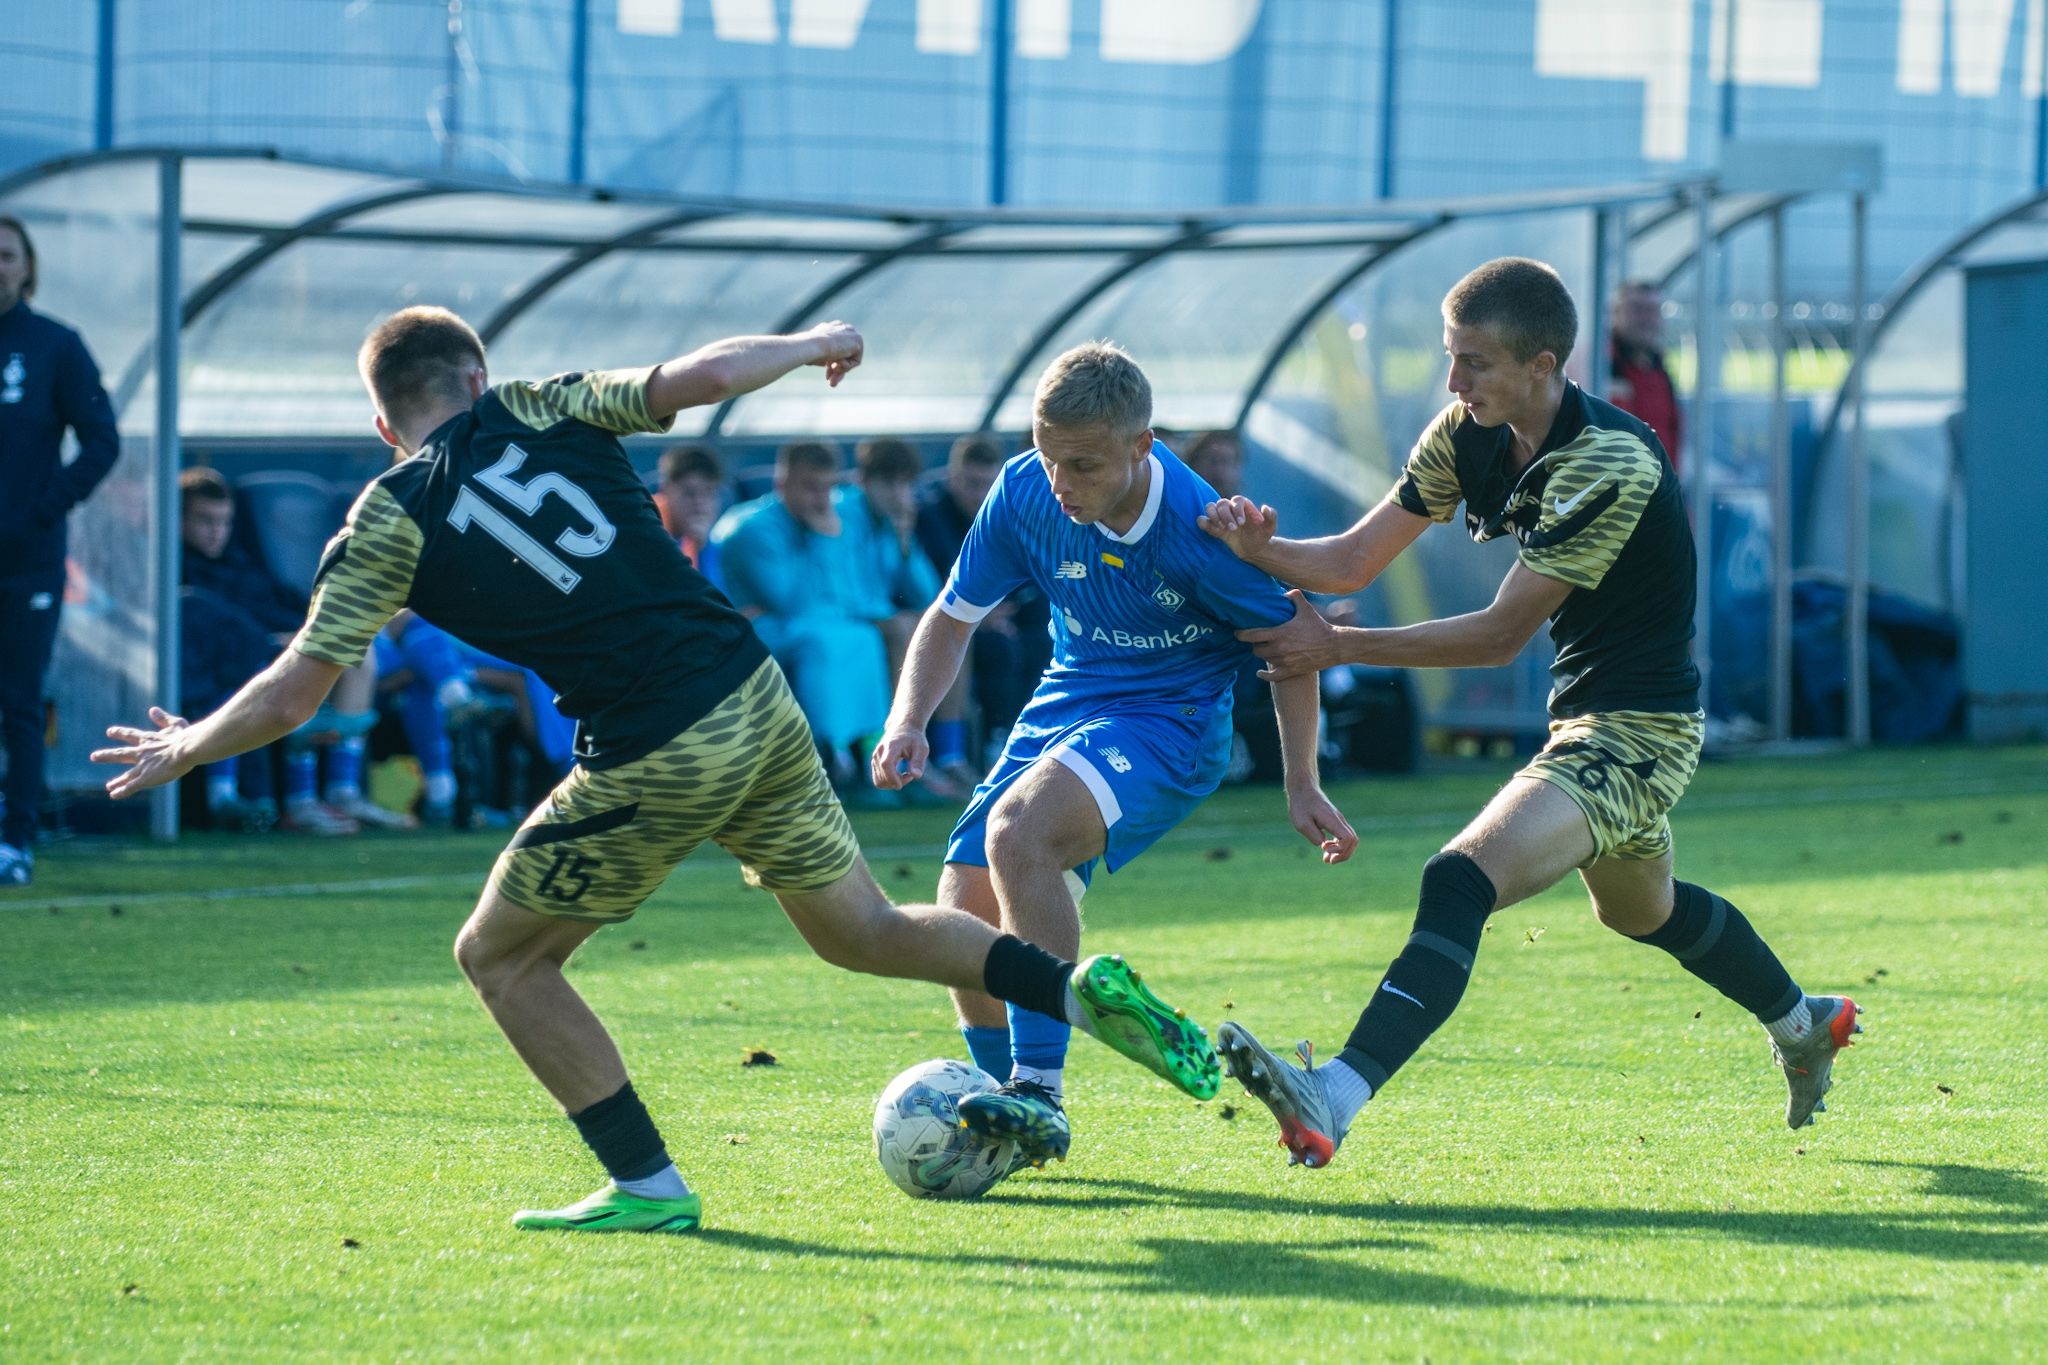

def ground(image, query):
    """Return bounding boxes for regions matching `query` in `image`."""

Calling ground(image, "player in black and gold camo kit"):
[92,307,1226,1234]
[1199,259,1860,1169]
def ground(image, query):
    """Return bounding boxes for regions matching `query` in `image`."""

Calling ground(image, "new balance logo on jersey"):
[1099,747,1133,774]
[1055,561,1088,580]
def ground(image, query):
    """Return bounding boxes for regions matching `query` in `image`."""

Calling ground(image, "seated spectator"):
[711,442,893,797]
[843,438,940,680]
[1185,429,1244,498]
[914,433,1048,776]
[179,467,410,834]
[654,444,727,583]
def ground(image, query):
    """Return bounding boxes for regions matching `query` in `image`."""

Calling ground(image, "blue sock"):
[961,1024,1012,1081]
[325,735,366,801]
[932,719,968,768]
[1007,1002,1070,1093]
[284,748,319,805]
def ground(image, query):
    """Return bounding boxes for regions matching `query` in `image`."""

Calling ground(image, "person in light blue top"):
[712,441,891,788]
[871,341,1359,1177]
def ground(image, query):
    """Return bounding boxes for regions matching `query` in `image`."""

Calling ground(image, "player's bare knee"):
[1591,890,1668,937]
[984,799,1051,875]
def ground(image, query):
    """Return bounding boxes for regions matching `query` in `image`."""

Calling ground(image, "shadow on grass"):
[998,1170,2046,1267]
[692,1227,1635,1308]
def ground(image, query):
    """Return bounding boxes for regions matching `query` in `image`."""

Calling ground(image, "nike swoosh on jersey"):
[1552,480,1608,517]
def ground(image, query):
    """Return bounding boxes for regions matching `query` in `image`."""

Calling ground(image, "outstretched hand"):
[808,320,864,387]
[1236,589,1339,682]
[1197,495,1278,561]
[869,728,929,791]
[90,706,194,800]
[1288,786,1359,865]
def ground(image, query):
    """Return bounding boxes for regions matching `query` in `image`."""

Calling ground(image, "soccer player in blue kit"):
[871,342,1359,1175]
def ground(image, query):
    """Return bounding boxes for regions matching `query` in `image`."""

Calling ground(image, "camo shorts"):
[486,658,860,922]
[1517,709,1705,862]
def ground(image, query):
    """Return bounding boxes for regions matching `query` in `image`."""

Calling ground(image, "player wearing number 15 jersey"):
[92,307,1227,1235]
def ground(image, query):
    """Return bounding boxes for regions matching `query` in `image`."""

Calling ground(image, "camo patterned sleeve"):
[1517,432,1662,591]
[496,367,674,436]
[1391,402,1466,523]
[290,482,423,667]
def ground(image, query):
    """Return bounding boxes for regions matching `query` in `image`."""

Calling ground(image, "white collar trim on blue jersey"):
[1094,452,1164,545]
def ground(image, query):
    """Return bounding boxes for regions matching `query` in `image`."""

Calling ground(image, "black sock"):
[567,1081,672,1183]
[1629,881,1801,1022]
[981,933,1075,1023]
[1337,851,1496,1092]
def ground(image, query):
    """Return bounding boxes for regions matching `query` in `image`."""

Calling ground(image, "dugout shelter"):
[0,147,1884,836]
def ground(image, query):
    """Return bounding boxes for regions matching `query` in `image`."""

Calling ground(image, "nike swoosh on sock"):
[1379,982,1426,1008]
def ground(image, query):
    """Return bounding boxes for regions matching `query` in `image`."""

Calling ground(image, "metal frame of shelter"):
[0,146,1875,838]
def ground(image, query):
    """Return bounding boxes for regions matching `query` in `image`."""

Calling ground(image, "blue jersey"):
[938,443,1292,741]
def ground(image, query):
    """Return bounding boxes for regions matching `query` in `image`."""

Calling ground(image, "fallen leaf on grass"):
[741,1047,778,1067]
[1204,847,1233,862]
[1222,1000,1235,1011]
[1863,967,1890,984]
[1936,1084,1954,1098]
[629,940,648,951]
[725,1133,748,1145]
[1693,1010,1702,1020]
[1795,1146,1807,1156]
[1523,926,1546,945]
[340,1238,360,1250]
[121,1283,140,1297]
[1218,1104,1237,1120]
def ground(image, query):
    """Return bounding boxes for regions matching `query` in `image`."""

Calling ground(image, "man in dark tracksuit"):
[0,215,120,885]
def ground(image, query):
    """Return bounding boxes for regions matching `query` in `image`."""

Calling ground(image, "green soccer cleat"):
[1772,994,1863,1130]
[512,1182,703,1234]
[958,1079,1071,1170]
[1069,954,1221,1101]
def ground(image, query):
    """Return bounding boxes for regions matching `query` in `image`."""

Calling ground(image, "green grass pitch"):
[4,746,2043,1360]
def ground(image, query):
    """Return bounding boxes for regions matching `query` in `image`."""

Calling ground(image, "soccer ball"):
[872,1058,1017,1200]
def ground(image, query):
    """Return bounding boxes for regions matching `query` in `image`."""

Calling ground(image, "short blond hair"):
[1033,341,1152,441]
[357,306,487,432]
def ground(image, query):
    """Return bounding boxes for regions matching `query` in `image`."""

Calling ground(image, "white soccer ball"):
[872,1058,1017,1200]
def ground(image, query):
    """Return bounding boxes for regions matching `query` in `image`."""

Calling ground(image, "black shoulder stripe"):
[313,537,348,585]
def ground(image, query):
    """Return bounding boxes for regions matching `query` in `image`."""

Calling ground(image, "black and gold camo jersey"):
[1392,382,1699,717]
[292,368,768,769]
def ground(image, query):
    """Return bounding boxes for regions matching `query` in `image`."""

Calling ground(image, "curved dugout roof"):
[0,148,1714,445]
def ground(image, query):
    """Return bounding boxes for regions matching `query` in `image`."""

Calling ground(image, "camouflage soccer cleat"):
[1772,995,1863,1129]
[958,1079,1071,1170]
[1069,954,1221,1101]
[1217,1022,1345,1169]
[512,1183,703,1234]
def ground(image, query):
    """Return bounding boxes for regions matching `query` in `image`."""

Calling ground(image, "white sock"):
[1062,981,1095,1036]
[615,1163,690,1200]
[1011,1064,1063,1099]
[1317,1058,1374,1131]
[1764,996,1813,1046]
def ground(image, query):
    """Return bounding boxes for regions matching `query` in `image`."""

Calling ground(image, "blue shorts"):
[944,706,1231,886]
